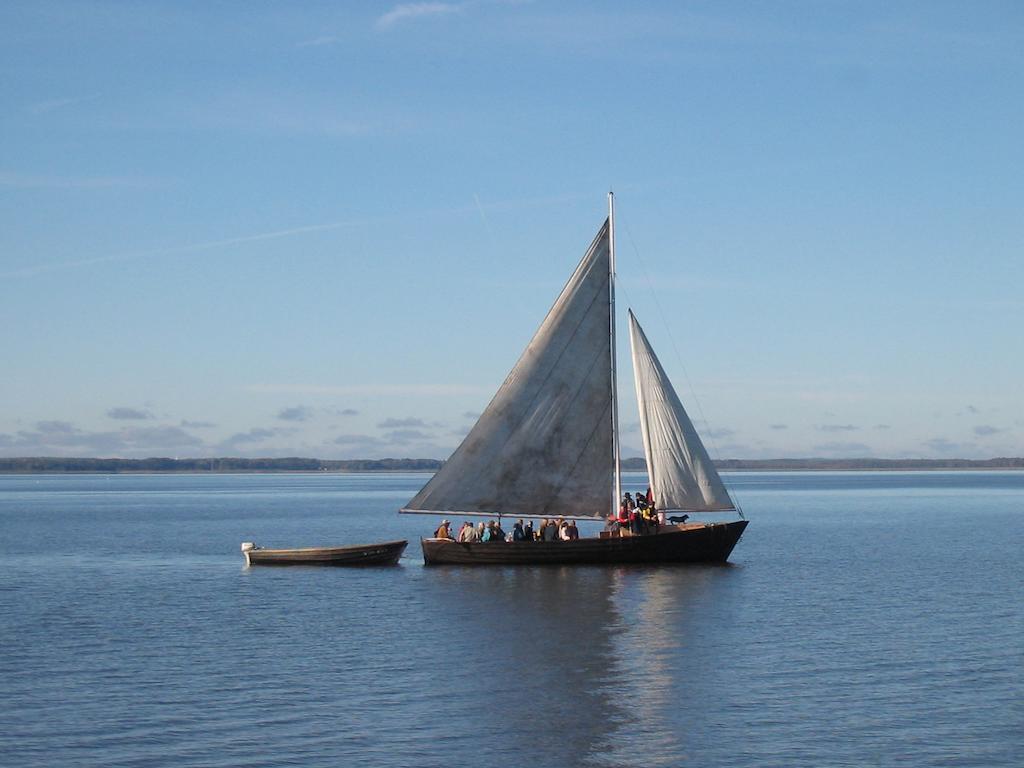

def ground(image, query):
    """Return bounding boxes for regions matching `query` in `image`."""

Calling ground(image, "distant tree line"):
[1,456,1022,473]
[0,457,443,473]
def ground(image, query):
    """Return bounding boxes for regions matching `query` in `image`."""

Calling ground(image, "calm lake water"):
[1,471,1021,767]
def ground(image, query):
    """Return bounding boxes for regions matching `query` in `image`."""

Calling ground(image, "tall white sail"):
[403,221,614,519]
[628,310,734,512]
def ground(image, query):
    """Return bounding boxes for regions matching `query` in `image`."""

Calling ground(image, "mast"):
[609,191,622,518]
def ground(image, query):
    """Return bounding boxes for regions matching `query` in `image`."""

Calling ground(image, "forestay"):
[628,310,734,512]
[403,221,615,519]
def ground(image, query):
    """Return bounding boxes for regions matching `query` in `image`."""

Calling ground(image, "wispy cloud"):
[817,424,859,432]
[277,405,314,422]
[0,422,203,458]
[2,218,360,279]
[376,2,462,29]
[26,94,101,115]
[0,171,152,190]
[248,383,487,396]
[384,428,434,442]
[180,419,217,429]
[769,424,788,430]
[107,407,153,420]
[296,35,340,48]
[378,417,429,429]
[973,425,1003,437]
[3,189,593,280]
[812,441,872,456]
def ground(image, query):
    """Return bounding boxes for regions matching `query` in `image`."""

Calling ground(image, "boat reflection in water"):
[424,562,743,767]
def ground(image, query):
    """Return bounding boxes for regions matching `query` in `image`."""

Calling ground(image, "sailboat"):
[401,193,748,565]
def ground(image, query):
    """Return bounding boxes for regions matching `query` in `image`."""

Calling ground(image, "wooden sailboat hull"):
[243,540,407,566]
[421,521,747,566]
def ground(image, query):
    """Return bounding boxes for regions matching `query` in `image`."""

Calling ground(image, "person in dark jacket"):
[512,520,526,541]
[523,520,535,541]
[542,519,559,541]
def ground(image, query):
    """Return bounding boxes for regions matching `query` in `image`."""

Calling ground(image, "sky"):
[1,1,1022,461]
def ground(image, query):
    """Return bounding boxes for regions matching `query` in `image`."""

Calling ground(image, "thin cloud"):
[0,171,152,190]
[107,407,153,421]
[27,94,101,115]
[817,424,859,432]
[296,35,340,48]
[769,424,788,430]
[378,417,428,429]
[0,423,203,458]
[221,428,279,446]
[383,428,434,442]
[2,219,361,279]
[333,433,385,448]
[4,190,593,280]
[812,441,872,456]
[340,408,359,416]
[248,383,487,397]
[377,2,462,29]
[36,420,78,434]
[277,406,314,422]
[923,437,974,456]
[874,424,891,430]
[180,419,216,429]
[973,425,1003,437]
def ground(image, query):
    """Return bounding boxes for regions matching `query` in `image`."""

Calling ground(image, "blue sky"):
[2,1,1022,460]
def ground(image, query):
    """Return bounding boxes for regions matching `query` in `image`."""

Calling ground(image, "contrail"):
[2,219,361,278]
[4,188,596,279]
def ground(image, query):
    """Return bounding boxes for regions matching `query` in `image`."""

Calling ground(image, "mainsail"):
[628,310,734,512]
[402,221,615,519]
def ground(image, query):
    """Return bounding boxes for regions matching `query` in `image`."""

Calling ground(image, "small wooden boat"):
[240,540,407,566]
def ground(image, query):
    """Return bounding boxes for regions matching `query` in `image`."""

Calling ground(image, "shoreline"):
[2,466,1023,476]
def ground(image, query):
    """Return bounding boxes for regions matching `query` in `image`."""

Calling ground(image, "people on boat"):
[481,521,496,542]
[459,521,480,542]
[434,519,453,539]
[565,520,579,540]
[476,521,486,539]
[492,520,507,541]
[542,518,559,541]
[512,520,526,541]
[629,505,643,535]
[641,505,659,534]
[617,497,630,535]
[523,520,534,541]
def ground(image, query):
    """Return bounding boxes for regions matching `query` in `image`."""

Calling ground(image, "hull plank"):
[244,540,407,566]
[421,522,747,565]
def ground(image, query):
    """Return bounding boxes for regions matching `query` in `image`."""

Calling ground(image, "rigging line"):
[617,205,745,519]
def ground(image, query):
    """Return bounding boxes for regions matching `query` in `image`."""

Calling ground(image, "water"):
[1,471,1021,767]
